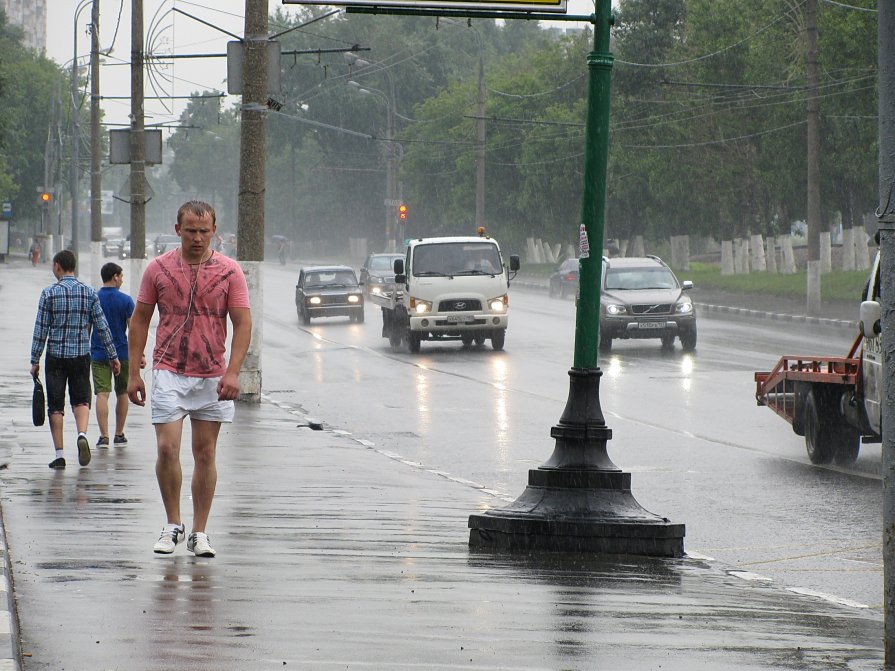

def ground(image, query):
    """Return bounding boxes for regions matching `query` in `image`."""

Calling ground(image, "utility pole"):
[386,79,397,251]
[877,0,895,664]
[70,17,81,262]
[129,0,147,290]
[236,0,268,402]
[89,0,102,279]
[805,0,821,316]
[475,46,485,230]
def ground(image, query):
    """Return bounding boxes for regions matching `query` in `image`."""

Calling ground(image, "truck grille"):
[438,299,482,312]
[631,303,672,315]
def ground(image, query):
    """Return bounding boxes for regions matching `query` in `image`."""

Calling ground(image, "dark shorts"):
[45,354,92,414]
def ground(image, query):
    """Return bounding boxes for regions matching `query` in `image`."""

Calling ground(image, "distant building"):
[0,0,46,53]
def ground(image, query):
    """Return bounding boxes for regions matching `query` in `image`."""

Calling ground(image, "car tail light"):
[564,274,577,281]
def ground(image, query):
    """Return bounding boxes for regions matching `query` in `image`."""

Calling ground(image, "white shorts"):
[151,369,235,425]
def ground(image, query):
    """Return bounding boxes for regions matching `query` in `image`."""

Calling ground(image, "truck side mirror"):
[509,255,520,272]
[393,258,405,284]
[859,300,882,337]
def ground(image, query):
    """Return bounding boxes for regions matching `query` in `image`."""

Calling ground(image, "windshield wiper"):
[455,269,495,276]
[415,271,446,277]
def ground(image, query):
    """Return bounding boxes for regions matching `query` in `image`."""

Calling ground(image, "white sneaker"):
[187,532,216,557]
[153,524,185,554]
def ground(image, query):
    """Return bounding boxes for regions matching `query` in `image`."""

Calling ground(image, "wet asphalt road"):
[0,256,884,670]
[259,262,880,611]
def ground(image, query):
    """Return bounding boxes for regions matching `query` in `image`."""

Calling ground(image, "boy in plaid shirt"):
[30,251,120,469]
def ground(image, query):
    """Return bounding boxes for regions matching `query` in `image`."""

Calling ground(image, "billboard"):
[283,0,567,13]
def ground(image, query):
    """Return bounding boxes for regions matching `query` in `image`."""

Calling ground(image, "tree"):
[0,12,62,224]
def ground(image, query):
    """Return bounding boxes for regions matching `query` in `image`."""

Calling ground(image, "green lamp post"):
[468,0,686,556]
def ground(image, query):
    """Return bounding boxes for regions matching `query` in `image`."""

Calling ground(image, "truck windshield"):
[412,242,502,277]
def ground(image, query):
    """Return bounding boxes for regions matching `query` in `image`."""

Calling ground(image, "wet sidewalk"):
[0,257,884,670]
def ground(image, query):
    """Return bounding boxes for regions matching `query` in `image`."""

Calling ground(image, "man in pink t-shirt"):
[128,200,252,558]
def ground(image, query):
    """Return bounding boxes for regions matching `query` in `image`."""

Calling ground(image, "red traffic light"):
[398,204,407,220]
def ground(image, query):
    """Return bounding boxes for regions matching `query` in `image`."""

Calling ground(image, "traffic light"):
[398,204,407,221]
[40,192,52,204]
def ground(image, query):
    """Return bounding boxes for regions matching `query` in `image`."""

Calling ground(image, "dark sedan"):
[548,258,580,298]
[359,253,404,297]
[295,265,365,325]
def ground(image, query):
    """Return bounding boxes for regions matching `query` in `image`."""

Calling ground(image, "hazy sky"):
[45,1,305,128]
[45,0,594,129]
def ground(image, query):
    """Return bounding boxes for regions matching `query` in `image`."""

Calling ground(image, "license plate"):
[447,315,474,323]
[638,321,664,329]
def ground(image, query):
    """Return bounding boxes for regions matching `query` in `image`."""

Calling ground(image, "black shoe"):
[76,434,91,466]
[48,458,66,469]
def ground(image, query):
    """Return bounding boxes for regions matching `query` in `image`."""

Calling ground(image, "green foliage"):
[0,13,61,221]
[161,1,879,256]
[684,262,868,301]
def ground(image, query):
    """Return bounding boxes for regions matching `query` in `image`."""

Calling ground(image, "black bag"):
[32,377,45,427]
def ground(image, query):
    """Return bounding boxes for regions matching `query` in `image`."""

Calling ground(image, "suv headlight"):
[309,296,322,305]
[676,301,693,314]
[348,294,361,303]
[489,295,508,312]
[410,297,432,314]
[605,303,627,316]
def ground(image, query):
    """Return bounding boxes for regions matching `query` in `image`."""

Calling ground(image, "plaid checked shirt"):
[30,276,117,364]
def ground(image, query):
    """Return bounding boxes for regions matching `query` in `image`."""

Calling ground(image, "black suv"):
[599,256,696,352]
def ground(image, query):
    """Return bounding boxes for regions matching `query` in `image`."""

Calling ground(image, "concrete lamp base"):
[468,367,685,557]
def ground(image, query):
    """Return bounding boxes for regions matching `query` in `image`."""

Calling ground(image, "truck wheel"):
[833,429,861,465]
[389,330,403,352]
[474,334,486,347]
[408,332,422,353]
[460,334,474,347]
[300,306,311,325]
[804,388,835,464]
[680,326,697,352]
[352,309,364,324]
[491,329,506,351]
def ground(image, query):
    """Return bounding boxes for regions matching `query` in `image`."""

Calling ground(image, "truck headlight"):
[410,297,432,314]
[605,303,626,315]
[489,295,508,312]
[348,294,361,303]
[676,301,693,314]
[309,296,322,305]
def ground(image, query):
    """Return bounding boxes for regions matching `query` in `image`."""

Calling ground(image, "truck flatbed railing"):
[753,334,863,425]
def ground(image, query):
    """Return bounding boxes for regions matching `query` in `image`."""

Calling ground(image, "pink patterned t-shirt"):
[138,249,250,378]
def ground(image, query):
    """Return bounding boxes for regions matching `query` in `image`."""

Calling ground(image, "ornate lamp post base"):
[468,368,685,557]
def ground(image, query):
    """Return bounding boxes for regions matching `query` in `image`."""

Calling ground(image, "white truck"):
[370,235,520,353]
[754,250,883,465]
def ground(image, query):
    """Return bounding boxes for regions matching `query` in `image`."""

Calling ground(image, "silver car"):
[599,256,696,352]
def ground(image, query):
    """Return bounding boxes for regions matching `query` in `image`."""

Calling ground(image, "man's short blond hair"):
[176,200,216,227]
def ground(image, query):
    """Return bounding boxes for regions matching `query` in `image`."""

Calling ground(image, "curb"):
[694,302,856,331]
[0,509,20,671]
